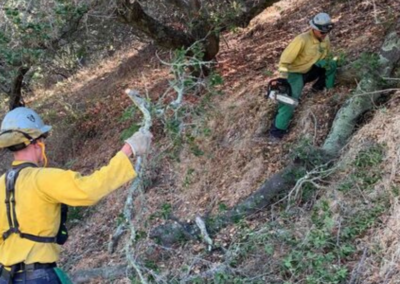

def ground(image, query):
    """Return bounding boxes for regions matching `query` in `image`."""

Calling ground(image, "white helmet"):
[309,13,334,33]
[0,107,51,149]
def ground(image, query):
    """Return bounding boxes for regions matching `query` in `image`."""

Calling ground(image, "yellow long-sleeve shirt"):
[0,151,136,266]
[278,30,331,78]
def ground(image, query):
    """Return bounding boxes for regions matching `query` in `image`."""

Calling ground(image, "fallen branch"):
[70,265,127,284]
[348,247,368,284]
[108,224,126,254]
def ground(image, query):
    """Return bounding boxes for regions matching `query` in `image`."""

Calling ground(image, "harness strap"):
[3,163,58,243]
[18,233,57,243]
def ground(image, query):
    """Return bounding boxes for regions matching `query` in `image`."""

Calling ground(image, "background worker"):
[0,107,152,283]
[269,12,337,141]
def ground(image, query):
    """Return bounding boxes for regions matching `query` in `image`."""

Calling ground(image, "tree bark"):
[115,0,195,51]
[149,20,400,246]
[9,66,30,111]
[150,164,302,246]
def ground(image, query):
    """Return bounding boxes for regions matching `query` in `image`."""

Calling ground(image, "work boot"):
[311,80,325,94]
[268,124,287,143]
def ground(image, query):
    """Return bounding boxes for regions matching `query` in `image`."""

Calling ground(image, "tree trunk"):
[114,0,280,62]
[115,0,195,51]
[150,164,302,246]
[323,20,400,155]
[149,20,400,246]
[222,0,281,29]
[9,66,30,111]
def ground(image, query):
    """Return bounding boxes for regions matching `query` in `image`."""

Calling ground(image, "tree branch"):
[9,66,30,110]
[221,0,280,30]
[115,0,194,50]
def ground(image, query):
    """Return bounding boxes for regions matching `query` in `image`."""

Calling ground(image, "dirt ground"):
[1,0,398,282]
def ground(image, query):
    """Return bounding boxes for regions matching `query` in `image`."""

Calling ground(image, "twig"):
[371,0,380,24]
[382,77,400,81]
[195,216,213,251]
[308,110,318,144]
[348,247,368,284]
[354,88,400,97]
[282,162,338,210]
[108,224,127,254]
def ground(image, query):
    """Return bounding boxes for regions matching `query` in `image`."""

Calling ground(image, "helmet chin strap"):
[36,141,48,167]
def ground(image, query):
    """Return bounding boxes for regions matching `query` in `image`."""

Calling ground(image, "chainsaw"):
[265,78,298,107]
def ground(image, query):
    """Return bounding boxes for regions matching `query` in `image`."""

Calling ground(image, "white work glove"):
[125,129,152,156]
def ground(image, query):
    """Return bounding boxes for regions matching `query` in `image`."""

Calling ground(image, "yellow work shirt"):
[0,151,136,266]
[278,30,331,78]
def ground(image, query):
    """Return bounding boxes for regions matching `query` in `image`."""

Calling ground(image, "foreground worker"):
[0,107,152,283]
[269,12,338,140]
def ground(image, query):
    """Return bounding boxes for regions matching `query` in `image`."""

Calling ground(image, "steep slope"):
[0,0,398,283]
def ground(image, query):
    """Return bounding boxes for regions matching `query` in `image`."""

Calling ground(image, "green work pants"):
[274,59,337,130]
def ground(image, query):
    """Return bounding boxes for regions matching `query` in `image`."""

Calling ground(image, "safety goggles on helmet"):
[309,12,334,33]
[313,22,334,33]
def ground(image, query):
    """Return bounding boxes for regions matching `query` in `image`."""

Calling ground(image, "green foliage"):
[217,143,388,284]
[183,168,195,187]
[119,106,141,140]
[120,106,137,122]
[67,206,84,225]
[208,1,247,32]
[290,138,326,167]
[354,52,382,80]
[354,144,384,169]
[120,123,141,141]
[0,0,88,97]
[218,202,228,212]
[150,203,172,220]
[339,144,385,192]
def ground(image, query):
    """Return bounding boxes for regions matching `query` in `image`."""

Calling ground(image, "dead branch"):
[108,224,126,254]
[70,265,127,284]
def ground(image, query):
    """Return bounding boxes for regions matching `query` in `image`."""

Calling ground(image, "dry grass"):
[0,0,398,282]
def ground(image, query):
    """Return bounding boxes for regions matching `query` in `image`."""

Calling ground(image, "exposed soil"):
[2,0,398,282]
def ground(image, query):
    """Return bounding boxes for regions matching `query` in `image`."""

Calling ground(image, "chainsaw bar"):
[268,90,299,106]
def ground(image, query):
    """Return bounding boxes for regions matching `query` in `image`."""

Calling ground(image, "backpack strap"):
[2,163,57,243]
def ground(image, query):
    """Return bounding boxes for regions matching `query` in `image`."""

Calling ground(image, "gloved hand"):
[125,128,152,156]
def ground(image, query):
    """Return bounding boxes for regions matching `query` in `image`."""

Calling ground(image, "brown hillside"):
[1,0,398,283]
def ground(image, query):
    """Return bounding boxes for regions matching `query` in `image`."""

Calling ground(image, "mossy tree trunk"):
[323,21,400,155]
